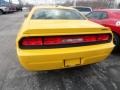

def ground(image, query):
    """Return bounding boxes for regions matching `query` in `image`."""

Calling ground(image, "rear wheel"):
[0,10,3,15]
[113,32,120,51]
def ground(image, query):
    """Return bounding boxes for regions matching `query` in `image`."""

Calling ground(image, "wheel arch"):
[0,9,4,12]
[112,31,120,38]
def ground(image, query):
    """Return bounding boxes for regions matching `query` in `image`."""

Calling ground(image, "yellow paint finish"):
[16,6,114,71]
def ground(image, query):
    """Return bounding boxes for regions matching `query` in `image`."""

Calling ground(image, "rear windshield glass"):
[75,7,91,12]
[31,8,86,20]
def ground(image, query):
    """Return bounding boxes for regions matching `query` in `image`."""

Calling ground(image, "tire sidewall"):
[0,10,3,15]
[113,32,120,52]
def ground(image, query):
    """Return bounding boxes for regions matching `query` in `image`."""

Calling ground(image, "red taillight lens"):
[44,37,62,45]
[19,34,111,49]
[97,34,110,41]
[43,34,110,46]
[83,36,97,42]
[21,37,43,46]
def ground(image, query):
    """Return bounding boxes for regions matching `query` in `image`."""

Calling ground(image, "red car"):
[86,9,120,50]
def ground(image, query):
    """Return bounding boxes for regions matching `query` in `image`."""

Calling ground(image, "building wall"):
[0,0,9,6]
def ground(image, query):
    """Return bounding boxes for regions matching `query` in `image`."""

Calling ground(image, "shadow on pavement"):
[35,54,120,90]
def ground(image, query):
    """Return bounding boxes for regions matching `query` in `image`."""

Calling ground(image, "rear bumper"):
[17,43,114,71]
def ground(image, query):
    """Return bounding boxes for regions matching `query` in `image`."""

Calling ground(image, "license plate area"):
[64,58,81,67]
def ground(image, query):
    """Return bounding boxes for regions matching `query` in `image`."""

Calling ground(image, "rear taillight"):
[21,37,43,46]
[44,37,62,45]
[97,34,110,41]
[19,34,112,49]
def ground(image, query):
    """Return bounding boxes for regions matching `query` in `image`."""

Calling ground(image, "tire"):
[113,32,120,51]
[0,10,3,15]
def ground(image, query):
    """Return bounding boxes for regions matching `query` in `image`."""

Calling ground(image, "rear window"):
[75,7,92,12]
[31,8,85,20]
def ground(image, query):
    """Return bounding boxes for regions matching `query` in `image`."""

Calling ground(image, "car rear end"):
[17,27,114,71]
[16,6,114,71]
[112,10,120,33]
[0,6,9,13]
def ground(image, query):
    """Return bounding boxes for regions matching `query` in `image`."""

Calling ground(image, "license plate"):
[64,58,81,67]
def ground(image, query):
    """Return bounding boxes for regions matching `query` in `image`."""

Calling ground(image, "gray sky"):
[5,0,19,3]
[5,0,103,4]
[23,0,70,4]
[4,0,68,4]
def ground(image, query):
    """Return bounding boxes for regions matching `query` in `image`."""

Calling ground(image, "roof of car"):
[72,6,92,8]
[33,5,76,10]
[94,9,120,12]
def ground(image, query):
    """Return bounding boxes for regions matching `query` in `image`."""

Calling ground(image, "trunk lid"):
[23,20,110,36]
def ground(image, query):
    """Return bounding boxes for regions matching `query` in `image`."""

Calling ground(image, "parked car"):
[16,6,114,71]
[16,5,22,11]
[0,6,9,15]
[8,5,17,12]
[0,5,17,15]
[86,9,120,50]
[72,6,92,15]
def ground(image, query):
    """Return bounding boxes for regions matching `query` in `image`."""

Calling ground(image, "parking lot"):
[0,12,120,90]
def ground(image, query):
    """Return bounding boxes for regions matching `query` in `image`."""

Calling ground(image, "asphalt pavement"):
[0,12,120,90]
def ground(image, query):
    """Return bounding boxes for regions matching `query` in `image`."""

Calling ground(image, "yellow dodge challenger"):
[16,6,114,71]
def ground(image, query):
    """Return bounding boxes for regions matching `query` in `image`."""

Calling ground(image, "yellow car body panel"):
[16,6,114,71]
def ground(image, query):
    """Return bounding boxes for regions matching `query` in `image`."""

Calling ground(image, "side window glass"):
[101,12,108,19]
[93,12,101,19]
[86,11,108,20]
[86,12,101,19]
[86,13,94,18]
